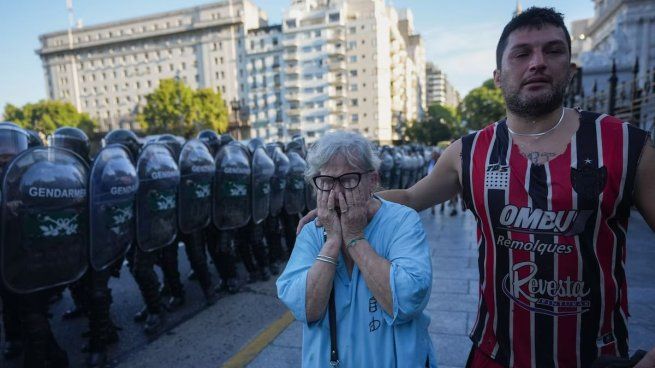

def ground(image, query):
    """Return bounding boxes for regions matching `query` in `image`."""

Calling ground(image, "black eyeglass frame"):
[312,170,374,192]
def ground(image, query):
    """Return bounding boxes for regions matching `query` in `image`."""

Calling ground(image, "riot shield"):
[305,182,317,212]
[178,139,215,234]
[213,142,251,230]
[379,150,394,189]
[0,122,30,179]
[251,146,275,224]
[135,143,180,252]
[266,145,290,217]
[284,152,307,215]
[391,151,403,189]
[1,147,88,293]
[89,144,138,271]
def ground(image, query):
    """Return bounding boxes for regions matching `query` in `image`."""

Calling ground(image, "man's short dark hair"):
[496,7,571,70]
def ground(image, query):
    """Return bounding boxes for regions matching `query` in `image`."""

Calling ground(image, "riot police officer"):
[129,141,180,335]
[263,142,290,273]
[2,124,89,367]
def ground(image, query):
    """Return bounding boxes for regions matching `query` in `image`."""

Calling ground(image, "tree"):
[192,88,229,135]
[427,103,465,138]
[406,117,452,146]
[3,100,98,135]
[461,78,506,131]
[137,79,195,136]
[137,79,229,138]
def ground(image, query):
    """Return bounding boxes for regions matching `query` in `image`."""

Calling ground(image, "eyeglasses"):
[312,170,373,192]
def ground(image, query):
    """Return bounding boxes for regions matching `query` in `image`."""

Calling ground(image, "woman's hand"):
[316,189,342,248]
[338,185,368,244]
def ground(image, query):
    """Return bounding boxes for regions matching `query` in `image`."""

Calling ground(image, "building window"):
[329,13,340,23]
[351,114,359,123]
[348,41,357,50]
[285,19,296,29]
[349,84,358,91]
[349,55,357,62]
[349,27,356,34]
[349,70,358,77]
[351,99,358,106]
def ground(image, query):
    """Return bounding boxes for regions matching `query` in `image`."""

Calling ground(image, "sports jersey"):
[460,111,649,367]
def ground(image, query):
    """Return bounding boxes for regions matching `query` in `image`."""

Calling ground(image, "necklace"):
[507,107,566,137]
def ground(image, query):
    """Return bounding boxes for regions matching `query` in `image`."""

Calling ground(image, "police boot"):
[165,295,185,312]
[202,286,218,306]
[3,340,23,359]
[269,262,280,276]
[144,313,164,335]
[133,305,148,323]
[214,278,239,295]
[62,305,87,320]
[86,351,106,368]
[260,268,271,282]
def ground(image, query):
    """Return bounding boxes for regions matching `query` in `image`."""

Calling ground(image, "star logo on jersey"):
[584,158,593,165]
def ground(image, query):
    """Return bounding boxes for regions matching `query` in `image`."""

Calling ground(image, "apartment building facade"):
[38,0,426,144]
[38,0,267,131]
[426,62,460,109]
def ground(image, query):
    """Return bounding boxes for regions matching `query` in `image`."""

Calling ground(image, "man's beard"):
[502,75,569,119]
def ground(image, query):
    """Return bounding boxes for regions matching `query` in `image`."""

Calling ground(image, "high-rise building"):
[37,0,267,131]
[245,25,285,140]
[425,62,460,109]
[280,0,426,143]
[38,0,426,143]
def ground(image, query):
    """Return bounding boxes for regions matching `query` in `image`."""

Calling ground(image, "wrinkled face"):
[316,155,377,200]
[494,24,572,118]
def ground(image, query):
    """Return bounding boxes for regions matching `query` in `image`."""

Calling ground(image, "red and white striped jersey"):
[460,111,649,368]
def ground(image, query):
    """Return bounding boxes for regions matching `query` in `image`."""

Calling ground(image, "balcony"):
[284,52,299,62]
[286,91,300,101]
[328,61,346,71]
[328,74,346,85]
[327,45,345,57]
[285,65,300,75]
[286,107,301,116]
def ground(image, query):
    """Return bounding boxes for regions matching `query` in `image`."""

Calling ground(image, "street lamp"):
[230,98,241,140]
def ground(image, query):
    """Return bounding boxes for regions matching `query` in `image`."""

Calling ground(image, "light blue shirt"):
[277,198,437,368]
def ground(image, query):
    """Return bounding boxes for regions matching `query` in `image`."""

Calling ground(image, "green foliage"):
[406,117,452,146]
[137,79,228,138]
[3,100,98,135]
[461,78,506,131]
[427,103,466,138]
[193,88,229,134]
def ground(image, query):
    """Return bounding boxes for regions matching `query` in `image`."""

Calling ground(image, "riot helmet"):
[26,129,44,147]
[247,137,265,155]
[49,126,90,161]
[197,130,221,156]
[0,122,30,177]
[103,129,142,162]
[157,134,183,161]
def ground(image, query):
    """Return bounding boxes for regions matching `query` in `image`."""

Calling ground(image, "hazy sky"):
[0,0,595,110]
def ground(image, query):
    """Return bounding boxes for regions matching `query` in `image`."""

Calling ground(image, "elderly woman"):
[276,131,436,367]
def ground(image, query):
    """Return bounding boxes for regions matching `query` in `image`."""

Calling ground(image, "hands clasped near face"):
[316,185,369,246]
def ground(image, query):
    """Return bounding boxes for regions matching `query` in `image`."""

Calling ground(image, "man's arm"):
[634,138,655,232]
[379,139,462,212]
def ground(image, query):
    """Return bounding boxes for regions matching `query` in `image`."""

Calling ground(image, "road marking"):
[221,311,295,368]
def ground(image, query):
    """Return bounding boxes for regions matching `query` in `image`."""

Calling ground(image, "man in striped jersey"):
[298,6,655,368]
[383,7,655,368]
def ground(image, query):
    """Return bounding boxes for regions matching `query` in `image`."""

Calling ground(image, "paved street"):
[1,208,654,367]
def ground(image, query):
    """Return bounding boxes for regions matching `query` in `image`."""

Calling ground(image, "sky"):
[0,0,595,110]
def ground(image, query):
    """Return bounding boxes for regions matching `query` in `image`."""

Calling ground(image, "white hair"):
[304,131,381,182]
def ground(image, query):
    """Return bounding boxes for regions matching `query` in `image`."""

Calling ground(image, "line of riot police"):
[0,123,312,368]
[378,144,433,190]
